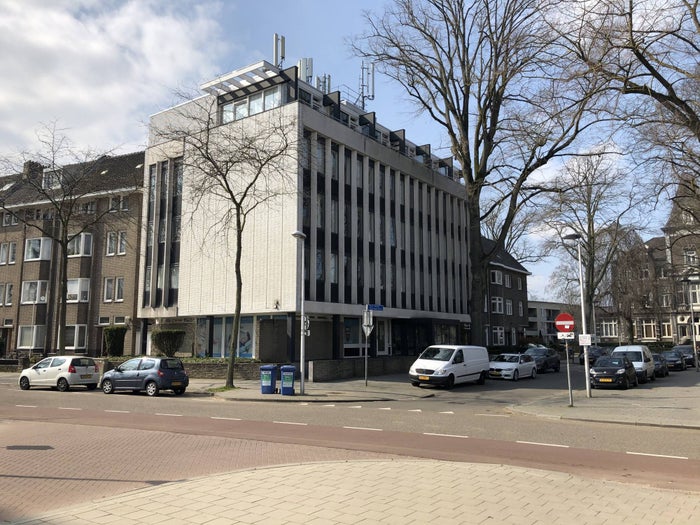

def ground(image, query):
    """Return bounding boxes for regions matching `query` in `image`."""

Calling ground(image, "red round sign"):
[554,312,575,332]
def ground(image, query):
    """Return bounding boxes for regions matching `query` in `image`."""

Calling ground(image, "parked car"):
[610,345,656,384]
[671,345,696,367]
[652,353,669,378]
[100,357,189,396]
[18,356,99,391]
[578,346,608,366]
[488,353,537,381]
[409,345,489,388]
[662,349,687,371]
[589,355,638,389]
[524,346,560,373]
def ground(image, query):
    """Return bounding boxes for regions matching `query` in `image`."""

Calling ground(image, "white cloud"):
[0,0,229,157]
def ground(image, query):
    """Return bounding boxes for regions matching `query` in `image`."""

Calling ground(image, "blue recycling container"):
[280,365,296,396]
[260,364,277,394]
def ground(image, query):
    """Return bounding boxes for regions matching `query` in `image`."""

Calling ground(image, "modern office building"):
[140,59,476,363]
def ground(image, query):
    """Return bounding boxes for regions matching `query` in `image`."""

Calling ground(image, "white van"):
[610,345,656,384]
[409,345,489,388]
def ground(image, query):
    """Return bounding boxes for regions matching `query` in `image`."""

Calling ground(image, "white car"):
[488,353,537,381]
[18,356,100,391]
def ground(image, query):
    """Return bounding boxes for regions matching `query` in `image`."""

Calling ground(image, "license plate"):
[80,374,92,379]
[491,371,501,376]
[171,381,182,386]
[599,378,612,383]
[418,376,429,381]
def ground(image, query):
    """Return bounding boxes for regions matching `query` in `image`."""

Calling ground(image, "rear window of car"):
[71,358,95,367]
[618,351,642,361]
[160,359,184,370]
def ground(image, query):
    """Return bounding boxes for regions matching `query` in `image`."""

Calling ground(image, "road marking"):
[58,407,82,411]
[16,405,37,408]
[322,404,336,407]
[348,405,362,409]
[424,432,469,439]
[517,440,569,448]
[273,421,308,426]
[105,410,130,413]
[343,426,382,431]
[155,413,183,417]
[439,411,454,414]
[378,407,392,410]
[408,409,422,412]
[211,416,241,421]
[626,451,689,460]
[477,413,510,418]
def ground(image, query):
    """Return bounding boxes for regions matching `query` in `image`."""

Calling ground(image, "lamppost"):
[681,277,699,372]
[292,230,307,393]
[563,233,591,398]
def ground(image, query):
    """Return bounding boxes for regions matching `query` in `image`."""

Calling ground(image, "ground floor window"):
[195,316,254,358]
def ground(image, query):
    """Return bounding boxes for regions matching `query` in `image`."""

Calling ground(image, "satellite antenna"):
[359,61,375,110]
[273,33,285,67]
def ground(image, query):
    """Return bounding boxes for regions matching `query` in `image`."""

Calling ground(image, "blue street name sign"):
[367,304,384,311]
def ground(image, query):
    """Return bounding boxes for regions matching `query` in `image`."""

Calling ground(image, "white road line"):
[155,413,183,417]
[16,405,37,408]
[273,421,308,426]
[343,426,382,431]
[378,407,392,410]
[322,404,336,407]
[516,440,569,448]
[105,410,130,414]
[626,451,689,460]
[477,413,510,417]
[348,405,363,409]
[58,407,82,411]
[210,416,241,421]
[408,409,422,412]
[439,411,454,414]
[423,432,469,439]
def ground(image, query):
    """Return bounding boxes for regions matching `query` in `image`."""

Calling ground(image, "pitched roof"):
[482,237,530,275]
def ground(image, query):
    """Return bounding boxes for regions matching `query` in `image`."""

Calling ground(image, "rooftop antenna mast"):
[273,33,285,68]
[359,61,375,110]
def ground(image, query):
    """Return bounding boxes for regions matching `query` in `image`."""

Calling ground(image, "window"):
[64,325,87,349]
[67,233,93,257]
[518,301,524,317]
[116,277,124,301]
[492,326,505,346]
[21,281,48,304]
[104,278,114,302]
[684,248,697,266]
[0,243,7,264]
[8,241,16,263]
[5,283,12,305]
[0,283,4,305]
[641,319,656,339]
[491,296,504,314]
[504,274,512,288]
[2,212,18,226]
[506,299,513,316]
[42,169,61,189]
[18,325,46,349]
[517,277,523,290]
[221,86,282,124]
[118,231,127,254]
[66,279,90,302]
[98,316,110,325]
[110,195,129,212]
[490,270,502,285]
[25,238,51,261]
[106,231,127,256]
[661,294,672,307]
[79,201,96,214]
[640,266,650,279]
[114,316,127,325]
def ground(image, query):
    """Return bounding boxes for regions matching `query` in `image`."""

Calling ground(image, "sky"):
[0,0,581,301]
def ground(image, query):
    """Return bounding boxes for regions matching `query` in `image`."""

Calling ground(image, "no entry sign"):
[555,312,575,332]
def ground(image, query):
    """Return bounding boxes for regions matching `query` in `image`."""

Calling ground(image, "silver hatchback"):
[18,356,100,391]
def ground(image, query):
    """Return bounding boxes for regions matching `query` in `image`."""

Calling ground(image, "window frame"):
[21,280,49,304]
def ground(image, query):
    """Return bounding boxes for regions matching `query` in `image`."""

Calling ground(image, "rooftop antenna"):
[358,61,375,110]
[273,33,285,68]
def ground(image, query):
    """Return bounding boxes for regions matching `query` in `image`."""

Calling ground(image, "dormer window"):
[42,169,61,190]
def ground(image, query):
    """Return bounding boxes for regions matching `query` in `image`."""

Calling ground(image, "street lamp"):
[563,233,592,398]
[681,277,699,373]
[292,230,307,394]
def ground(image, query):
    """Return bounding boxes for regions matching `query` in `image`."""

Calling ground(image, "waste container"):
[260,364,277,394]
[280,365,296,396]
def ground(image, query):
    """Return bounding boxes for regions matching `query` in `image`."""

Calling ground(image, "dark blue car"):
[101,357,189,396]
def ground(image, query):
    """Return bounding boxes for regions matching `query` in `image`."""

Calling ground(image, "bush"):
[151,329,186,357]
[103,326,128,357]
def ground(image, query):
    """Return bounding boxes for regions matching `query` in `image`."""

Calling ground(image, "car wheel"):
[173,388,186,396]
[57,378,70,392]
[87,383,98,390]
[410,382,421,387]
[512,370,519,382]
[476,371,487,385]
[530,367,537,379]
[19,376,30,390]
[445,375,455,390]
[102,379,114,394]
[145,381,159,397]
[621,376,629,390]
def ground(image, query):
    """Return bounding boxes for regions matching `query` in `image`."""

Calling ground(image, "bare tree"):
[0,123,140,354]
[150,95,297,388]
[542,152,650,327]
[353,0,607,343]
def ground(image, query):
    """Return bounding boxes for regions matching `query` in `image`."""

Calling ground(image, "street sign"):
[362,309,374,337]
[579,334,592,346]
[557,331,575,340]
[367,304,384,311]
[554,313,575,332]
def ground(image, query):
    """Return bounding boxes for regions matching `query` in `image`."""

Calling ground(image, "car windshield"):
[418,348,454,361]
[662,351,679,358]
[595,357,624,367]
[494,354,518,363]
[525,348,546,356]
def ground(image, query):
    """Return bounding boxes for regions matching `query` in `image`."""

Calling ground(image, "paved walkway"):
[4,369,700,524]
